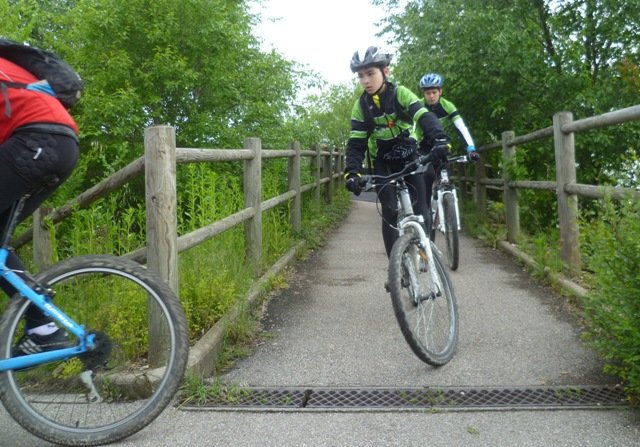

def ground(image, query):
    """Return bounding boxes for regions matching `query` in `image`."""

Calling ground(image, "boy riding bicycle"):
[343,46,450,257]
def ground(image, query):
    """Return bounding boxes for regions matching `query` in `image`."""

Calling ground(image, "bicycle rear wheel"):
[388,233,458,366]
[0,255,189,446]
[442,193,460,270]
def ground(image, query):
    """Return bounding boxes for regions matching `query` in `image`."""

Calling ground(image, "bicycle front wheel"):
[442,193,460,271]
[0,255,189,446]
[388,233,458,366]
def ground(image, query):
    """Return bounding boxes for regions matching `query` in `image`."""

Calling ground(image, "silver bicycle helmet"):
[419,72,444,89]
[350,46,393,73]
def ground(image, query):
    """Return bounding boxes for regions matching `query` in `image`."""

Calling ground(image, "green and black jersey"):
[415,97,475,149]
[345,81,447,174]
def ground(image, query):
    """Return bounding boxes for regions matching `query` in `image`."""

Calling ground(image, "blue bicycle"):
[0,195,189,446]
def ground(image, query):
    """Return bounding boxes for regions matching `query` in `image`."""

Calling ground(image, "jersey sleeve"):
[345,98,369,173]
[440,97,474,147]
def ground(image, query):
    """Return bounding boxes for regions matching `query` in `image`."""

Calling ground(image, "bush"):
[581,196,640,401]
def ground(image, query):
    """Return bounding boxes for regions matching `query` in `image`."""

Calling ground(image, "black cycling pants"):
[375,160,428,257]
[0,129,79,328]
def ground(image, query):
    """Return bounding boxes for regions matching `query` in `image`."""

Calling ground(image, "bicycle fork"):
[397,192,443,303]
[434,188,460,233]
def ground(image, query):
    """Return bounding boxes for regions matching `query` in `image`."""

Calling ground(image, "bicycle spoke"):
[0,256,188,446]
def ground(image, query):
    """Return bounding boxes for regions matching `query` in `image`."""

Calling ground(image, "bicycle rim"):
[443,193,459,270]
[388,234,458,366]
[0,255,189,446]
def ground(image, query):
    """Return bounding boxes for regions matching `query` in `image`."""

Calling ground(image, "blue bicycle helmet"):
[419,73,444,89]
[350,46,393,73]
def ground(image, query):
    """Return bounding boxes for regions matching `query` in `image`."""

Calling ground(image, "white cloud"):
[250,0,395,86]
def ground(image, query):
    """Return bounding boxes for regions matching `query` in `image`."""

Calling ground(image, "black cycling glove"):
[344,172,362,196]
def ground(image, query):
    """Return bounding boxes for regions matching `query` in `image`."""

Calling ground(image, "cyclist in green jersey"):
[344,47,450,257]
[415,72,480,203]
[417,73,479,160]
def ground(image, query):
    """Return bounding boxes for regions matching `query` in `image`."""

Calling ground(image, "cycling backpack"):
[0,38,83,109]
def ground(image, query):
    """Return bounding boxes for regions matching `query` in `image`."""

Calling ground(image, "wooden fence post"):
[456,162,467,203]
[244,137,262,271]
[323,145,333,203]
[335,148,344,191]
[314,144,321,201]
[475,155,487,217]
[33,207,52,270]
[144,125,178,367]
[553,112,581,272]
[144,126,178,291]
[288,141,302,233]
[502,131,520,242]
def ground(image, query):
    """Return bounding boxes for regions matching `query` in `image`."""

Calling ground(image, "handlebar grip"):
[432,143,450,152]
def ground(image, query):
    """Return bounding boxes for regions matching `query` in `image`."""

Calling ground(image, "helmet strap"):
[372,67,388,96]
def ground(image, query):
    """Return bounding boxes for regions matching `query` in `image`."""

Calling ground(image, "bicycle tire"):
[0,255,189,446]
[442,193,460,270]
[388,233,458,366]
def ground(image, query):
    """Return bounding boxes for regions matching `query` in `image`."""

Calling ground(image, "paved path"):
[2,196,639,446]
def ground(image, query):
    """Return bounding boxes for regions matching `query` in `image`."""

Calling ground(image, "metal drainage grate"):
[187,385,629,411]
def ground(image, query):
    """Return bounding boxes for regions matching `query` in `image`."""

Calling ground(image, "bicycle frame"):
[361,156,444,297]
[0,196,90,372]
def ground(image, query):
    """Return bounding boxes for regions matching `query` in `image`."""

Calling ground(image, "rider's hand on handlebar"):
[431,139,450,164]
[344,172,362,196]
[466,145,480,162]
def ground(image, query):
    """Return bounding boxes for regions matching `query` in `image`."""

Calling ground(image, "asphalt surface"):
[2,194,639,446]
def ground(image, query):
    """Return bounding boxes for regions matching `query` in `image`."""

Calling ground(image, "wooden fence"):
[457,104,640,274]
[21,126,344,293]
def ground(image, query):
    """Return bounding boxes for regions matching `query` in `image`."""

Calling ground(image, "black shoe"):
[12,329,73,357]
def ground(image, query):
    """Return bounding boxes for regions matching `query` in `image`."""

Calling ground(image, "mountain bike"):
[360,154,458,366]
[430,155,467,271]
[0,195,189,446]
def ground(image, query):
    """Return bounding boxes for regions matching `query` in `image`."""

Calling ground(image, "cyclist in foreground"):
[343,46,450,258]
[0,55,79,352]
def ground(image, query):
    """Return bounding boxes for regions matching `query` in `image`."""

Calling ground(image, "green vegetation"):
[3,0,352,353]
[381,0,639,401]
[2,0,639,403]
[461,193,640,402]
[581,197,640,402]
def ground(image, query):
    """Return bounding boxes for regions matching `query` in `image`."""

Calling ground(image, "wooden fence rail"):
[459,104,640,273]
[22,126,343,293]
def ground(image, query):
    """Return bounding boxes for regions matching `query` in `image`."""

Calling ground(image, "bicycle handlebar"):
[447,155,468,164]
[358,152,437,191]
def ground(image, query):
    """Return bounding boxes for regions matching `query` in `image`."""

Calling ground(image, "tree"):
[377,0,640,185]
[2,0,303,189]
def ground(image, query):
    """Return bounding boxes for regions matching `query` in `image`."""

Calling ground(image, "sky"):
[250,0,396,87]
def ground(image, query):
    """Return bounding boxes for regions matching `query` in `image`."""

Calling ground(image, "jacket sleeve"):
[440,97,475,147]
[417,111,449,149]
[345,98,370,174]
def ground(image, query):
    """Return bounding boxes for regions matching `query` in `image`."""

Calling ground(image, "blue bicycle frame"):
[0,247,92,372]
